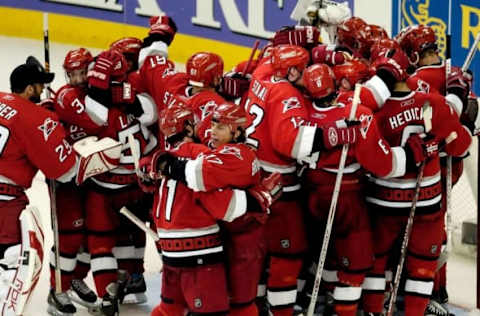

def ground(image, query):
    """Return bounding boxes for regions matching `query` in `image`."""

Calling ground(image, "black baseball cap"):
[10,63,55,92]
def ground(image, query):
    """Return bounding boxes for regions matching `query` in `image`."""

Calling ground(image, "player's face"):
[339,78,353,91]
[287,67,303,84]
[210,121,234,148]
[67,68,88,88]
[29,83,44,103]
[419,49,440,67]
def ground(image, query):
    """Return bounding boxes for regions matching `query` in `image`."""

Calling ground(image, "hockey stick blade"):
[120,207,159,242]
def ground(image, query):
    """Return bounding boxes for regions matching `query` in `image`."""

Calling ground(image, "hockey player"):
[396,25,476,314]
[155,102,270,316]
[111,36,156,305]
[0,61,77,315]
[76,48,158,315]
[140,102,280,316]
[299,63,427,316]
[243,44,361,316]
[48,47,100,315]
[361,47,472,316]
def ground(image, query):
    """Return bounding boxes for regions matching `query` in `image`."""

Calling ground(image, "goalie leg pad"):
[0,207,44,316]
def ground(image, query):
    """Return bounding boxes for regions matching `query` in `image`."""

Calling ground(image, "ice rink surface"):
[0,35,476,315]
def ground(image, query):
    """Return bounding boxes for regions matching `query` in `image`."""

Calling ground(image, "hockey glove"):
[371,48,410,82]
[319,119,360,150]
[447,67,473,105]
[87,51,117,90]
[137,156,157,193]
[311,44,349,65]
[247,172,283,215]
[405,133,439,167]
[220,71,251,99]
[143,15,178,47]
[272,26,320,49]
[461,97,480,136]
[111,82,136,105]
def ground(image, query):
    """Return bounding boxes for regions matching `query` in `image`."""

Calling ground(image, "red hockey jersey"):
[183,143,260,192]
[303,97,406,179]
[54,85,103,136]
[406,62,446,95]
[245,76,316,193]
[153,141,249,266]
[0,92,76,189]
[366,91,471,215]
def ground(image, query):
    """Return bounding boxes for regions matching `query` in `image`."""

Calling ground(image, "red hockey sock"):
[230,303,258,316]
[404,295,429,316]
[151,303,185,316]
[267,256,302,316]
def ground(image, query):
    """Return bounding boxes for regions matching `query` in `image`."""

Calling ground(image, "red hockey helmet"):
[271,45,310,78]
[333,59,369,88]
[110,37,143,57]
[302,64,336,98]
[395,24,437,65]
[63,48,93,73]
[356,24,389,58]
[337,17,368,53]
[212,102,247,131]
[370,38,401,62]
[159,100,194,138]
[186,52,224,88]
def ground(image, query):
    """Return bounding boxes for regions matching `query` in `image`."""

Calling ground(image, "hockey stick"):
[462,31,480,73]
[306,83,361,316]
[444,0,453,271]
[241,40,260,76]
[119,207,159,242]
[386,158,426,316]
[386,125,458,315]
[438,31,480,270]
[41,12,62,294]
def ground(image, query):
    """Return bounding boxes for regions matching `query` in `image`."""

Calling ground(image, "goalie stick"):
[306,83,361,316]
[32,13,63,294]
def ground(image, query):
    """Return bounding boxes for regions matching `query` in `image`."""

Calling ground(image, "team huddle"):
[0,3,477,316]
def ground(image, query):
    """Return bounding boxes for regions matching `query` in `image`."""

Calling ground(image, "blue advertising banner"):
[392,0,480,94]
[0,0,353,48]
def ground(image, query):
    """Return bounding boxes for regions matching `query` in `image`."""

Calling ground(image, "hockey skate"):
[99,282,120,316]
[424,299,451,316]
[293,291,335,316]
[121,273,147,304]
[47,289,76,316]
[67,278,101,314]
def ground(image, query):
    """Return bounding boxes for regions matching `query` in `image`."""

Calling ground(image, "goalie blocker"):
[0,207,44,316]
[73,136,123,185]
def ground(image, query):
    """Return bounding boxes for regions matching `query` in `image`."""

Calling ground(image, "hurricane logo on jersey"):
[219,145,243,160]
[38,117,58,141]
[358,113,373,139]
[282,97,301,113]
